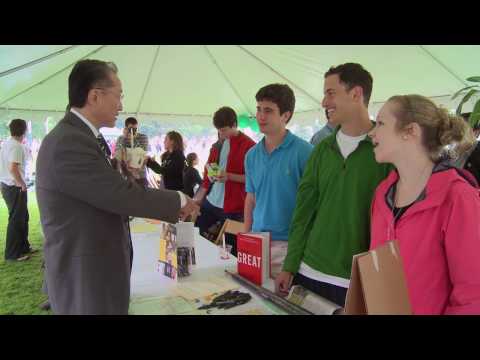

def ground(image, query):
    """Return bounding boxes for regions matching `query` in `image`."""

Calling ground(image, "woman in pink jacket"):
[368,94,480,315]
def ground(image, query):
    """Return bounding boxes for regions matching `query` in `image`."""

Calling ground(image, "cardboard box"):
[344,240,412,315]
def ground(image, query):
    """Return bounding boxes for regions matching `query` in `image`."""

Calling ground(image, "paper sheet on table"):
[129,295,201,315]
[131,222,161,234]
[173,275,240,300]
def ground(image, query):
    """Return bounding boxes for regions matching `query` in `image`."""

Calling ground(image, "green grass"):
[0,192,51,315]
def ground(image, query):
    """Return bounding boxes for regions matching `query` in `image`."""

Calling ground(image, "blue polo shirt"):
[245,131,313,240]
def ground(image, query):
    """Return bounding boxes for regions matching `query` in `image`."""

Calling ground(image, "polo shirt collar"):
[261,130,294,153]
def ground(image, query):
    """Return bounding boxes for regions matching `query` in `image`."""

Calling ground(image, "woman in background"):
[183,152,203,198]
[368,94,480,315]
[147,131,186,191]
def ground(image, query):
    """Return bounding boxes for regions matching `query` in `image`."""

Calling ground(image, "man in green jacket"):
[275,63,392,306]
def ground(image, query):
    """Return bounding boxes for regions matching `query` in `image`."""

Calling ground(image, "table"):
[129,218,286,315]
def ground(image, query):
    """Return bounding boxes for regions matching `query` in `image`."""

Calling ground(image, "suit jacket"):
[36,112,181,315]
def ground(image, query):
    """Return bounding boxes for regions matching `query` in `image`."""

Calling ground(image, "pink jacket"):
[370,168,480,315]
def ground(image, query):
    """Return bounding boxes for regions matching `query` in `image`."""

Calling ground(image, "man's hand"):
[18,181,27,192]
[179,197,200,221]
[275,271,293,297]
[10,163,27,192]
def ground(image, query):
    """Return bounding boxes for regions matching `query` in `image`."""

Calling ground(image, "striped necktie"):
[97,134,111,156]
[97,134,112,166]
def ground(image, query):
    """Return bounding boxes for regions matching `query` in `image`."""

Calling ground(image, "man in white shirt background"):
[0,119,33,261]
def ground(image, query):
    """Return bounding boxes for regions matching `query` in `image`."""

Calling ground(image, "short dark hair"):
[255,84,295,123]
[125,117,138,127]
[324,63,373,106]
[9,119,27,137]
[68,59,118,108]
[186,152,198,167]
[213,107,237,129]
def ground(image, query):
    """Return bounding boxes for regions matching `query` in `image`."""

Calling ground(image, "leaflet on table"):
[129,295,201,315]
[286,285,341,315]
[158,221,196,281]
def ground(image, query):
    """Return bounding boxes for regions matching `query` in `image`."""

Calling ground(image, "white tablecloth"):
[129,219,285,315]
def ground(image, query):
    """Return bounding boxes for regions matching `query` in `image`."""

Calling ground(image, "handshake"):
[179,195,201,222]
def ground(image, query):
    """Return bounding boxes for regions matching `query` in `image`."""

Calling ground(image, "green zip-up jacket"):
[283,126,393,279]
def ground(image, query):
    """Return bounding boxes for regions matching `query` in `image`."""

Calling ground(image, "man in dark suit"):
[35,59,198,315]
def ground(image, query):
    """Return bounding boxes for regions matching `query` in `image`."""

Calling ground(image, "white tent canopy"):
[1,45,479,126]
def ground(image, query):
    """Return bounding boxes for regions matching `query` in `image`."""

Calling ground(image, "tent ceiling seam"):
[0,45,107,107]
[236,45,322,107]
[203,45,254,116]
[0,107,214,117]
[0,93,454,116]
[419,46,468,88]
[0,45,79,78]
[136,45,161,115]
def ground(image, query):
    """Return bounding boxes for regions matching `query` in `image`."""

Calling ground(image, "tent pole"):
[204,46,254,117]
[0,45,79,78]
[136,45,161,115]
[0,45,107,107]
[236,45,322,107]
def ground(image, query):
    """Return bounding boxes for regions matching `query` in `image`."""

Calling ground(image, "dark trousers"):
[292,273,348,307]
[1,183,30,260]
[194,199,243,256]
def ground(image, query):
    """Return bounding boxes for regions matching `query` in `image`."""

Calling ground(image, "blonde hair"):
[388,94,476,162]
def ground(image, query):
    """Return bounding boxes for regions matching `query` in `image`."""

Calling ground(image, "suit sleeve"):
[52,133,181,223]
[282,146,321,273]
[444,185,480,315]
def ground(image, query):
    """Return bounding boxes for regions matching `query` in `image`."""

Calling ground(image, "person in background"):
[244,84,313,278]
[0,119,36,262]
[451,112,480,184]
[310,108,338,146]
[183,152,203,198]
[114,117,150,188]
[147,131,186,191]
[368,94,480,315]
[194,107,255,255]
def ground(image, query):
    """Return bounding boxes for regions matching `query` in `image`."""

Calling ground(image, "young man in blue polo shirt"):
[244,84,313,277]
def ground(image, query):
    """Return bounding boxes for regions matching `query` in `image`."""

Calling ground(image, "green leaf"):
[451,85,479,100]
[469,99,480,129]
[466,76,480,83]
[456,89,479,116]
